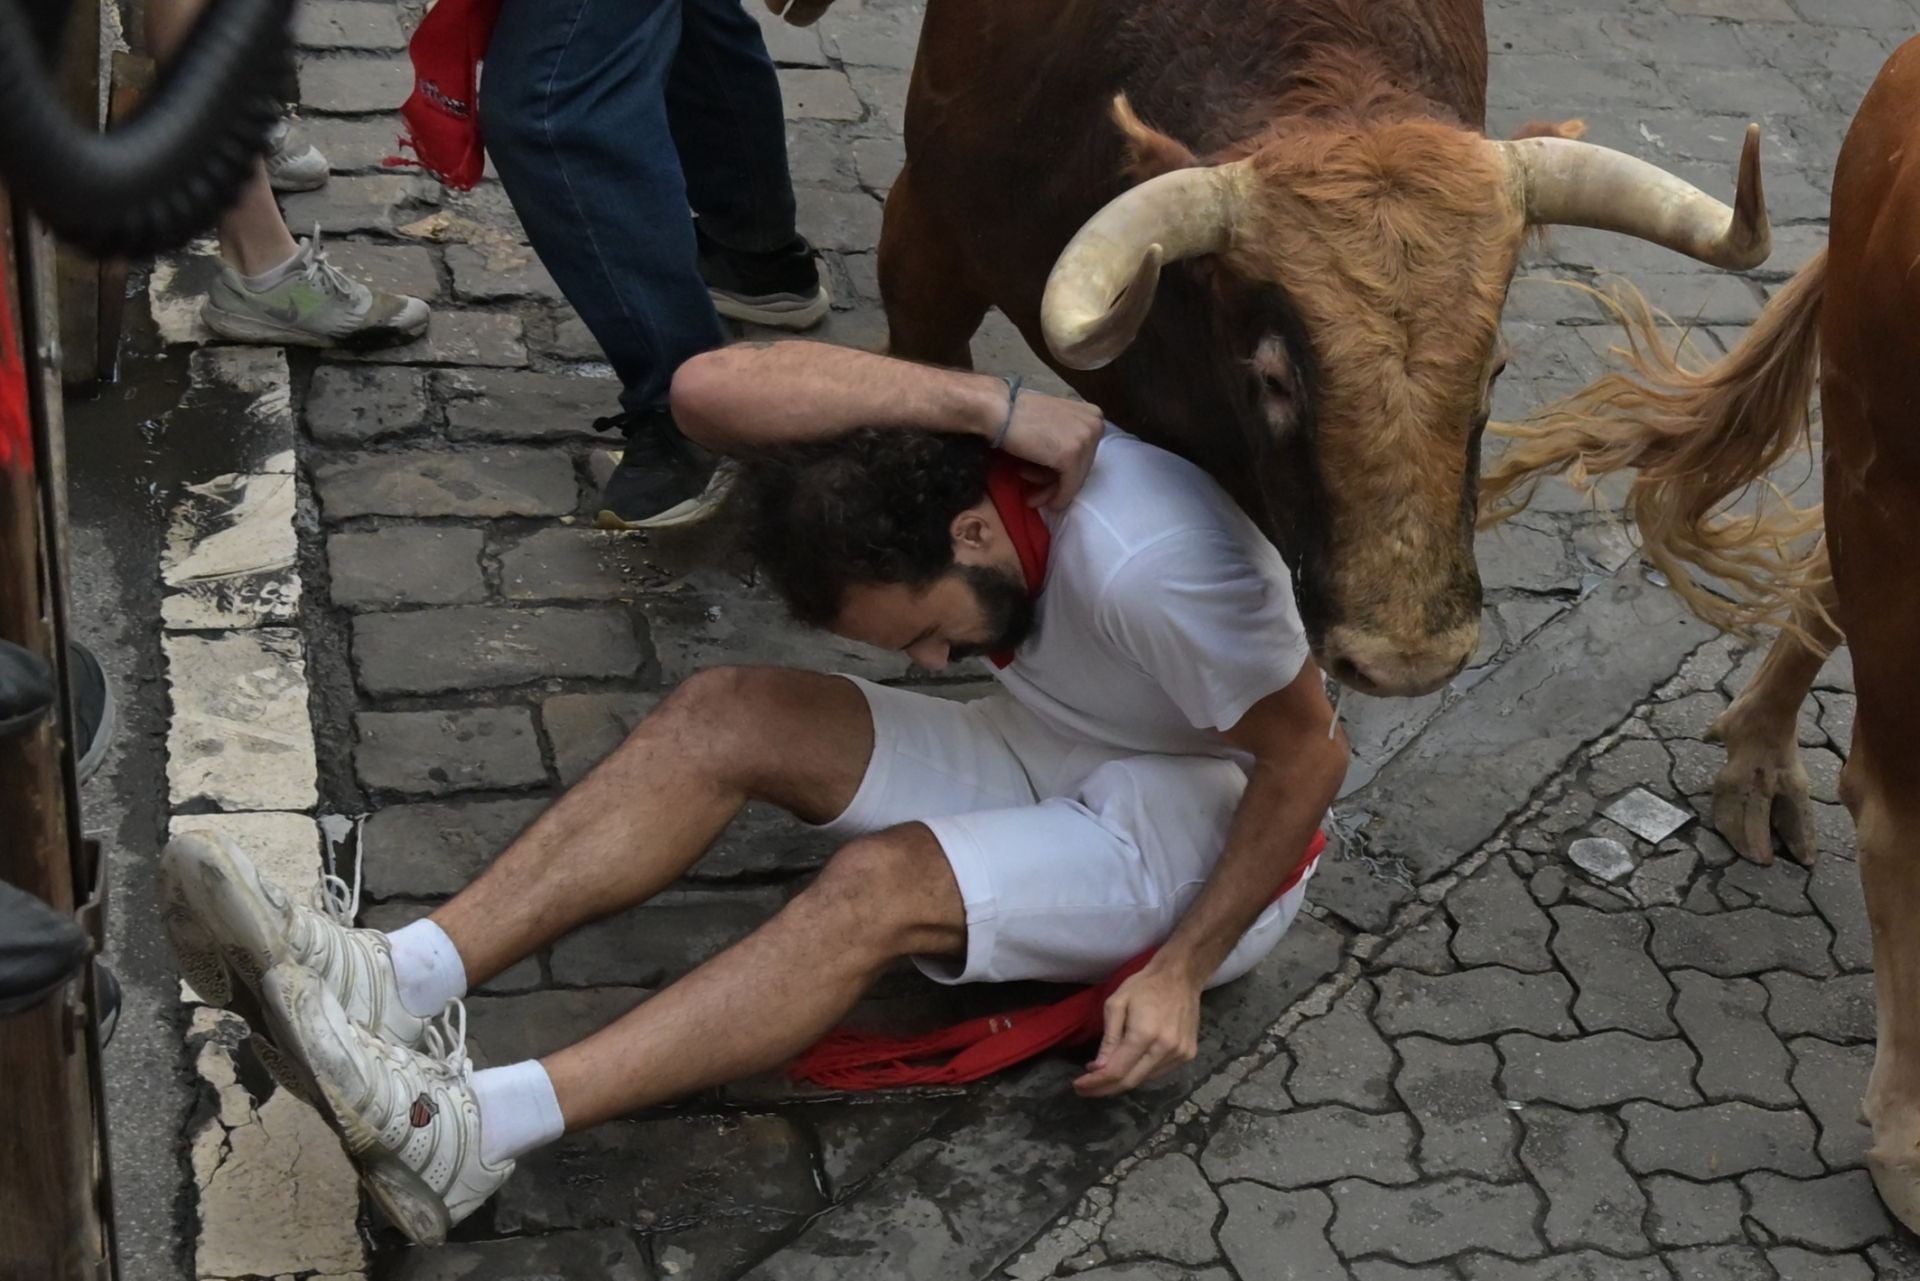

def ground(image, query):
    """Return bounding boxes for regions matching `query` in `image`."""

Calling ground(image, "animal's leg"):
[1847,737,1920,1233]
[878,161,991,368]
[1707,565,1840,866]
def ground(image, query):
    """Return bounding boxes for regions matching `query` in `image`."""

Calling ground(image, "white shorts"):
[816,676,1316,988]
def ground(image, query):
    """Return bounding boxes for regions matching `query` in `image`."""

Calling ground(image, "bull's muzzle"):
[1320,619,1480,699]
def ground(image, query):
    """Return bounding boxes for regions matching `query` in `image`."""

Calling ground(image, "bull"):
[773,0,1769,696]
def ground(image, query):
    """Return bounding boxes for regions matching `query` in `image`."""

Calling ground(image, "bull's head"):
[1041,100,1768,697]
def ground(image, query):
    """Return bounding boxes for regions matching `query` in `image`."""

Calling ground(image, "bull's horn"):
[1493,124,1770,271]
[1041,160,1253,370]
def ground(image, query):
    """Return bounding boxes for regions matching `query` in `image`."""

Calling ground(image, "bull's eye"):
[1262,372,1291,400]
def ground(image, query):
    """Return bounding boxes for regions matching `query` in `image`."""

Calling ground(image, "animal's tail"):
[1480,250,1831,639]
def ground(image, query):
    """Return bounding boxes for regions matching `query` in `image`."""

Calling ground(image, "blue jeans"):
[483,0,801,412]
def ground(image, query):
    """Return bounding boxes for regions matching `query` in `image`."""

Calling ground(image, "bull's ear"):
[1112,95,1199,182]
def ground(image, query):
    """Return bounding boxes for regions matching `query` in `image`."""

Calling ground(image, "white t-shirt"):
[994,427,1311,757]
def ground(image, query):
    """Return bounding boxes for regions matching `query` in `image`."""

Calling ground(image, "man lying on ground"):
[158,341,1350,1245]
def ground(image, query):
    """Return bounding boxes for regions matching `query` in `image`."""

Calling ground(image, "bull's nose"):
[1322,622,1478,699]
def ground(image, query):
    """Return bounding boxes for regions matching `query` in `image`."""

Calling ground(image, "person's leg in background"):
[144,0,430,347]
[483,0,734,531]
[670,0,829,328]
[482,0,827,531]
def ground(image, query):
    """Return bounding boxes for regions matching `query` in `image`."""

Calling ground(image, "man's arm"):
[670,341,1105,507]
[1075,665,1348,1097]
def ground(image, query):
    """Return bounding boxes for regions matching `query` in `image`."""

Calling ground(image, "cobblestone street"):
[101,0,1920,1275]
[1009,635,1899,1281]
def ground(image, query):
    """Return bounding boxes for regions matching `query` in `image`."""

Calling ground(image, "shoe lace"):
[360,996,473,1090]
[299,226,358,303]
[308,815,366,927]
[422,999,474,1084]
[592,409,639,436]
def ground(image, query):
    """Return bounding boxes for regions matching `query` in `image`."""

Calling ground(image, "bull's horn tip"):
[1732,124,1769,265]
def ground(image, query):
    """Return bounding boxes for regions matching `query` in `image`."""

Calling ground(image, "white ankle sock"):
[240,246,305,290]
[472,1060,565,1165]
[385,919,468,1018]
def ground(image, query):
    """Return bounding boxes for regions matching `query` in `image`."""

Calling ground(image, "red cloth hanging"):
[0,250,28,470]
[387,0,505,190]
[788,830,1327,1090]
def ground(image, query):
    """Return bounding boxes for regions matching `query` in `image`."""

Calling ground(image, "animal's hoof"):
[1870,1143,1920,1236]
[1709,711,1818,866]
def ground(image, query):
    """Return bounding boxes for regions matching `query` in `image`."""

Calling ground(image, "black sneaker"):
[68,641,115,786]
[0,639,113,784]
[697,226,830,330]
[0,880,89,1019]
[593,408,736,531]
[94,961,121,1047]
[0,639,54,739]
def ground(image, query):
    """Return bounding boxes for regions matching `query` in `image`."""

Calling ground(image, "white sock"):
[239,245,306,290]
[472,1060,566,1164]
[385,919,468,1018]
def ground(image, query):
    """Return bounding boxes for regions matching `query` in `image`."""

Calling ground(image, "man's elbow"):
[1246,727,1347,803]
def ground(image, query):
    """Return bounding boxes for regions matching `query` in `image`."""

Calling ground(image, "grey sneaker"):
[265,118,329,193]
[697,226,830,329]
[259,965,511,1245]
[202,230,429,349]
[160,829,432,1097]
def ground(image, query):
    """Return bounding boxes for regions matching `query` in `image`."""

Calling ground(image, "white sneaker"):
[260,964,511,1244]
[159,830,431,1078]
[202,228,430,349]
[265,117,330,193]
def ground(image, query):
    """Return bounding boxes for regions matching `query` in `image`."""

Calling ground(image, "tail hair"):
[1479,251,1831,640]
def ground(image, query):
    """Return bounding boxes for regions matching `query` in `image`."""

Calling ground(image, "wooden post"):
[0,189,116,1280]
[53,0,108,385]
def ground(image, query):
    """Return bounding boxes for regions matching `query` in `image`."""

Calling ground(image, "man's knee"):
[804,827,965,960]
[631,665,759,762]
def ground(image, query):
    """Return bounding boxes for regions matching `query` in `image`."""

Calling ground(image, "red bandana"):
[387,0,505,190]
[789,832,1326,1090]
[983,451,1052,668]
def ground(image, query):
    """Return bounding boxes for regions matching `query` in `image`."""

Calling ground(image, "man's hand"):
[1001,390,1105,510]
[1072,962,1202,1097]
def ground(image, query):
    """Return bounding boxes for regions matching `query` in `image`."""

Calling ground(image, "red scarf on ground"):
[387,0,505,190]
[789,451,1322,1088]
[788,832,1326,1090]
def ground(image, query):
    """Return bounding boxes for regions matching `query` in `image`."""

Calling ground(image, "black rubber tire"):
[0,0,300,258]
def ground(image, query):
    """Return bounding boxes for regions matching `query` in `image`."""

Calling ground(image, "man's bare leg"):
[144,0,300,273]
[545,823,965,1128]
[258,819,965,1244]
[430,667,874,986]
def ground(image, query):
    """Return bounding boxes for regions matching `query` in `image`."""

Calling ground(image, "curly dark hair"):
[740,428,991,627]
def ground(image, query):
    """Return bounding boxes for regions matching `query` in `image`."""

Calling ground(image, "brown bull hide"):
[872,0,1762,696]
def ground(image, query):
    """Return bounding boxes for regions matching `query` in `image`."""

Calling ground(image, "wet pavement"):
[69,0,1920,1276]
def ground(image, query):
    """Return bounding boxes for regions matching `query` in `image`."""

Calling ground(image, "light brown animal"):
[1477,34,1920,1234]
[769,0,1770,697]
